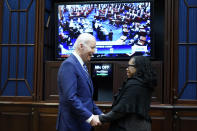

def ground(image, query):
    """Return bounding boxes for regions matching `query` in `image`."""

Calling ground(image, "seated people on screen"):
[56,3,152,58]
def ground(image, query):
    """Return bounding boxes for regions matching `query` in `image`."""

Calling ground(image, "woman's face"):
[126,58,137,78]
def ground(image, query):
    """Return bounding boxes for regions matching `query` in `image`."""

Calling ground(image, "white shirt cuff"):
[86,114,93,123]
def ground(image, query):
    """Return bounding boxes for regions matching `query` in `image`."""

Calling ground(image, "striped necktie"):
[83,64,93,91]
[83,64,89,74]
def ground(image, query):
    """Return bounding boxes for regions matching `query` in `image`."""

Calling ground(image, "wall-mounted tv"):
[55,0,153,60]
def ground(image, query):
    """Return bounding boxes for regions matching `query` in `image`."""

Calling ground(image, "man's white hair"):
[74,33,95,50]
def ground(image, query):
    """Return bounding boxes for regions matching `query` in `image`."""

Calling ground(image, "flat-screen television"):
[55,0,153,60]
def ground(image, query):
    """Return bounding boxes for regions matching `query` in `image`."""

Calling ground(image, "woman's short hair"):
[132,56,157,90]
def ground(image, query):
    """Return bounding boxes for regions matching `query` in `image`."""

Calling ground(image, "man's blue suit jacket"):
[56,54,102,131]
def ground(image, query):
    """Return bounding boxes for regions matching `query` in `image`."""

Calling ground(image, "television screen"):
[91,63,113,77]
[55,1,152,60]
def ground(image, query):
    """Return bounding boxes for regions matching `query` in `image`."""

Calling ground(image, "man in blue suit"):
[56,33,103,131]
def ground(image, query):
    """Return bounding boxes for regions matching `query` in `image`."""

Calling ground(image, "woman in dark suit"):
[99,56,157,131]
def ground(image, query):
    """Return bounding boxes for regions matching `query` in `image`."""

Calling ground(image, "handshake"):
[90,115,102,127]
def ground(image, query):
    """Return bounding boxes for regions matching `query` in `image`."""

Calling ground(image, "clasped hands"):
[90,115,102,127]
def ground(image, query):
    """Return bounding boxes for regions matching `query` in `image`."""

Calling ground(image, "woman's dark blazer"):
[100,77,153,131]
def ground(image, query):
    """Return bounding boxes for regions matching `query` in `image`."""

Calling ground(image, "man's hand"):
[90,115,102,126]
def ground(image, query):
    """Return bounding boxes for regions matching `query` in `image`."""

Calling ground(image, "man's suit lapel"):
[70,54,94,95]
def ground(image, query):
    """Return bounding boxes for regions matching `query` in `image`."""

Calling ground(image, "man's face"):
[81,39,96,63]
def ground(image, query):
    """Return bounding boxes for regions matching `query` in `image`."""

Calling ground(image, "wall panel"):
[0,0,39,101]
[44,61,163,103]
